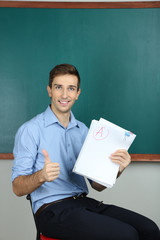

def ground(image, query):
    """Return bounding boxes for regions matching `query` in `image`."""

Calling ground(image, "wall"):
[0,160,159,240]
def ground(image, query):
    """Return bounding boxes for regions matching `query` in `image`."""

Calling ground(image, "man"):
[12,64,159,240]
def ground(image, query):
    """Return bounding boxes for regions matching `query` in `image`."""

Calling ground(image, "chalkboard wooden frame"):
[0,153,160,162]
[0,1,160,162]
[0,1,160,9]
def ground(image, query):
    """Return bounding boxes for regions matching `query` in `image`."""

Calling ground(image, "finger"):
[44,163,60,182]
[110,150,131,164]
[46,167,60,175]
[45,162,60,173]
[111,149,127,156]
[42,149,51,164]
[111,155,131,167]
[110,155,124,161]
[110,150,130,160]
[110,153,126,162]
[111,155,130,163]
[48,163,60,171]
[45,171,60,182]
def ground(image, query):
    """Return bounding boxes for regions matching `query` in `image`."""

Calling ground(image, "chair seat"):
[40,233,60,240]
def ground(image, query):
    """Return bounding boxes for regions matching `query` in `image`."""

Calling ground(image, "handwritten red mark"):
[93,126,109,140]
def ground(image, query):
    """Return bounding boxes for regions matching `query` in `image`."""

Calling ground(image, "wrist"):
[37,169,46,184]
[117,168,124,178]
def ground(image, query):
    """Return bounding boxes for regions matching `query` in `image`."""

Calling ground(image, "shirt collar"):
[44,105,79,129]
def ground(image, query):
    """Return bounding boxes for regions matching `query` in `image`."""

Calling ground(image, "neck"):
[50,106,70,128]
[58,113,70,128]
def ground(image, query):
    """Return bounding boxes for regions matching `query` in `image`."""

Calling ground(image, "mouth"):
[58,100,71,106]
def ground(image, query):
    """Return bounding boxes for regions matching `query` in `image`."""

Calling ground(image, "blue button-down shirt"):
[12,106,90,213]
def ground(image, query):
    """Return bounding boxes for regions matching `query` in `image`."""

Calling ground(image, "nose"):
[62,88,68,98]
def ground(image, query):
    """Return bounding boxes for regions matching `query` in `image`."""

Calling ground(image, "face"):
[47,74,81,116]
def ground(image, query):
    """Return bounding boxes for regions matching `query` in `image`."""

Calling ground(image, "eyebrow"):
[68,85,77,88]
[54,84,77,88]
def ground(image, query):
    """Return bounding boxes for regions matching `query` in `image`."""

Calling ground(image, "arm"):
[91,181,106,192]
[12,149,60,197]
[91,149,131,192]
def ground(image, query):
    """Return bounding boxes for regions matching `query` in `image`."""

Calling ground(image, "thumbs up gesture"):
[42,149,60,182]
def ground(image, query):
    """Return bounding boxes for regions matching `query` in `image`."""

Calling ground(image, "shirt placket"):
[65,130,74,172]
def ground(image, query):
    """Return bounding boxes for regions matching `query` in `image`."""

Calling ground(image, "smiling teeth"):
[59,101,69,104]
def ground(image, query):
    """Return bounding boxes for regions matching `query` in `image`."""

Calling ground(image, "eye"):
[68,87,76,91]
[55,85,62,90]
[69,87,74,91]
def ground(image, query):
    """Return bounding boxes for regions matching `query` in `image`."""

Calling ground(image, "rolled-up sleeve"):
[11,123,39,182]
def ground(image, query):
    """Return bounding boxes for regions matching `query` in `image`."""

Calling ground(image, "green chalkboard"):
[0,7,160,153]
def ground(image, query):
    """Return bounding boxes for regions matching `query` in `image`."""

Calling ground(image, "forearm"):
[12,150,60,197]
[12,170,45,197]
[91,181,106,192]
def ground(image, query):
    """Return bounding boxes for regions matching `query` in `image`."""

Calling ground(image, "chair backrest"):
[26,194,60,240]
[26,194,41,240]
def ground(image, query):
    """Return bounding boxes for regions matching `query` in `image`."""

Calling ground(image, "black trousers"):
[37,196,160,240]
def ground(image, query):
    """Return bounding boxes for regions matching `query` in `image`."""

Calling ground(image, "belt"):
[35,193,87,217]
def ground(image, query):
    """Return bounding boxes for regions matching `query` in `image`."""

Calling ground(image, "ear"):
[47,85,52,97]
[76,88,81,100]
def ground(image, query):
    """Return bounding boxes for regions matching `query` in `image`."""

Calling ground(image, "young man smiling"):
[12,64,160,240]
[47,73,81,128]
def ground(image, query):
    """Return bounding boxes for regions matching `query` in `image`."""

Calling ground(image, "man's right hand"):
[42,149,60,182]
[12,149,60,196]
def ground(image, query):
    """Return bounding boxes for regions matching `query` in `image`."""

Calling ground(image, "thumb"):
[42,149,51,164]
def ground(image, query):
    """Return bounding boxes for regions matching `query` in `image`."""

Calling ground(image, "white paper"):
[73,118,136,188]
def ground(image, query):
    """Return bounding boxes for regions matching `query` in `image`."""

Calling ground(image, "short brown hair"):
[49,64,80,91]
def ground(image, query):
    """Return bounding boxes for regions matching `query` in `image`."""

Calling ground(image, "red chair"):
[27,195,60,240]
[40,234,59,240]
